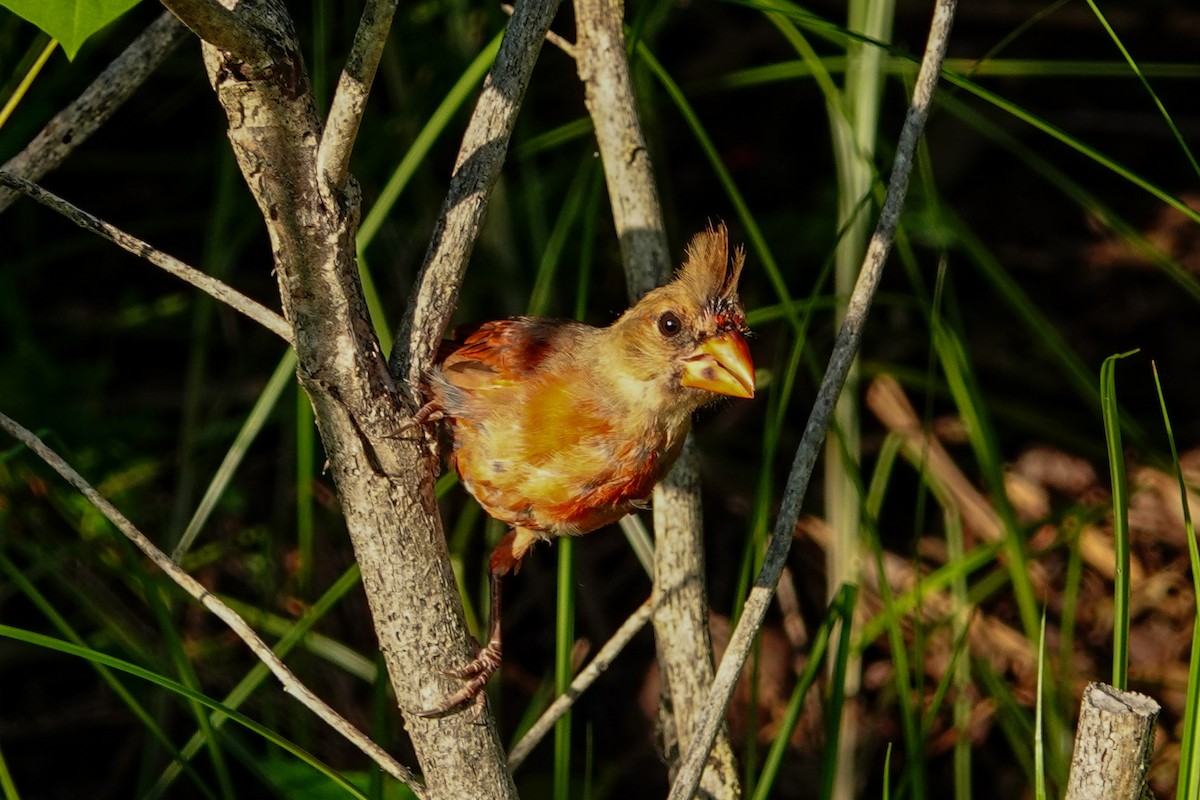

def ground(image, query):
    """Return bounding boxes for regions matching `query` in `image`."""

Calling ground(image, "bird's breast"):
[451,410,686,538]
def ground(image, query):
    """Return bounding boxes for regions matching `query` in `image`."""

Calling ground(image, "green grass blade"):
[515,118,595,159]
[147,565,365,798]
[218,597,378,681]
[0,554,218,800]
[936,89,1200,310]
[819,584,860,800]
[882,742,892,800]
[0,738,18,800]
[554,538,575,800]
[1180,617,1200,800]
[0,625,372,800]
[936,69,1200,226]
[123,538,236,799]
[865,511,925,797]
[635,44,799,334]
[753,584,855,800]
[357,33,503,248]
[1152,363,1200,800]
[736,0,1200,225]
[1100,349,1138,689]
[527,158,592,317]
[857,538,1003,646]
[174,351,298,561]
[941,508,972,800]
[1082,0,1200,180]
[296,384,316,596]
[700,56,1200,93]
[1034,609,1047,800]
[932,318,1039,640]
[826,0,894,792]
[976,661,1037,784]
[0,36,57,132]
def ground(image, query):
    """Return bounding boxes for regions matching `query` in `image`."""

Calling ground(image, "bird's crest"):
[677,221,744,304]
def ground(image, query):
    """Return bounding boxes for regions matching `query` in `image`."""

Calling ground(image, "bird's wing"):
[437,317,587,391]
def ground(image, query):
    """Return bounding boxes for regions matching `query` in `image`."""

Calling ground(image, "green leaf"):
[0,0,144,59]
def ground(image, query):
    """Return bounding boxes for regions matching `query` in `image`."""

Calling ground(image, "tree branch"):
[1065,683,1159,800]
[160,0,270,63]
[0,12,188,214]
[666,0,959,796]
[0,171,292,343]
[390,0,564,390]
[194,0,520,794]
[0,411,426,799]
[573,0,669,300]
[317,0,399,196]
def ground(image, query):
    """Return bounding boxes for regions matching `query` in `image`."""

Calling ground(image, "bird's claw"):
[413,640,502,718]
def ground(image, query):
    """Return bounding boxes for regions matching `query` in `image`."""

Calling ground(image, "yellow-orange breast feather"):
[431,318,680,536]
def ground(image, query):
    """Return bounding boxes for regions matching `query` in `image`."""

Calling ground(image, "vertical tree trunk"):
[185,0,523,795]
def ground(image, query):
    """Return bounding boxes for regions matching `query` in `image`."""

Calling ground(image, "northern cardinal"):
[414,223,754,716]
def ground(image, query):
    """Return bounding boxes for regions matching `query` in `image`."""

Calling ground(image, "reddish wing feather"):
[438,318,576,388]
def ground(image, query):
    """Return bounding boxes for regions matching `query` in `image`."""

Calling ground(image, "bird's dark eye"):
[658,311,682,337]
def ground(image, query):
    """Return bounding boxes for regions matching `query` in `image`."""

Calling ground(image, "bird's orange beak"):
[681,331,755,399]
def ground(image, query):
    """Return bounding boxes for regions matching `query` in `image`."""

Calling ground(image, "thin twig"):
[391,0,564,391]
[507,598,653,770]
[0,13,188,214]
[161,0,268,63]
[0,171,293,344]
[0,411,426,799]
[317,0,399,195]
[666,0,959,796]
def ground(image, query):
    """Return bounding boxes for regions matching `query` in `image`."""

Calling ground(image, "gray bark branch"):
[190,0,531,795]
[317,0,399,196]
[161,0,270,63]
[0,171,292,343]
[667,0,959,795]
[391,0,564,390]
[508,597,654,770]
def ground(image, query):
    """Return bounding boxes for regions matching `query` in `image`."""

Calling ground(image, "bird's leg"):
[443,570,503,679]
[413,568,504,718]
[413,529,529,717]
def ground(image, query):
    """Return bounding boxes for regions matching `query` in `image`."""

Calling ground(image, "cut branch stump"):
[1064,682,1160,800]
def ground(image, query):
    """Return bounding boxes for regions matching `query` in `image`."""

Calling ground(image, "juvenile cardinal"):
[414,223,754,716]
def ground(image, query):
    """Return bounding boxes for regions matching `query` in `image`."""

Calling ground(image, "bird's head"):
[608,223,755,415]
